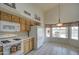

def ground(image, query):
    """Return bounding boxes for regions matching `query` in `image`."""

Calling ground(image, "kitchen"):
[1,0,79,59]
[0,3,45,55]
[1,3,79,55]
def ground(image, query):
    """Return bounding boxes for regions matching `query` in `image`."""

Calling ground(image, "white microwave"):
[0,21,20,32]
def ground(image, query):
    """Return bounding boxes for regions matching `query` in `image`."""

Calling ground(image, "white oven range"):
[0,39,23,55]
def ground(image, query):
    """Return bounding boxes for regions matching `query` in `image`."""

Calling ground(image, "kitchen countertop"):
[0,36,34,46]
[22,36,33,40]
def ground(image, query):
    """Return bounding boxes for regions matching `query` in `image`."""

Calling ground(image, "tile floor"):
[27,42,79,55]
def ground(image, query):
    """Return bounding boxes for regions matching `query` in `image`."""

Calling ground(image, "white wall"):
[45,3,79,48]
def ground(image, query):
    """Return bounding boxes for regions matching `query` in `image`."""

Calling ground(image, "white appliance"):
[37,27,44,48]
[30,26,45,49]
[0,21,20,32]
[0,39,23,55]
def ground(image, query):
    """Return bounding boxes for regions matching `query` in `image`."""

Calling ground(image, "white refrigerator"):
[29,26,45,49]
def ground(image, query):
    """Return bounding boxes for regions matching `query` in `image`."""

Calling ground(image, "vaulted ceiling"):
[31,3,58,12]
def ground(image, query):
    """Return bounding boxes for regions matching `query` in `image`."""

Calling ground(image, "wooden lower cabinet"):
[23,39,30,54]
[23,38,34,54]
[29,38,34,51]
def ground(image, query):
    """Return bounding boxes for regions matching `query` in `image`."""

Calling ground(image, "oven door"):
[0,21,20,32]
[10,45,17,54]
[17,43,21,51]
[10,43,21,54]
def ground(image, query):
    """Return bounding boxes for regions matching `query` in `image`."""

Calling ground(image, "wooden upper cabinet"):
[30,20,35,26]
[26,20,30,26]
[12,15,20,23]
[20,18,31,32]
[35,21,40,26]
[25,20,31,31]
[20,18,26,32]
[0,11,11,21]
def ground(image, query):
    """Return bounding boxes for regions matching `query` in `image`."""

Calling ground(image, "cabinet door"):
[29,39,32,51]
[0,11,11,21]
[12,15,20,23]
[29,38,34,51]
[32,38,34,49]
[23,39,30,53]
[30,20,35,26]
[35,21,40,26]
[20,18,26,32]
[26,20,31,31]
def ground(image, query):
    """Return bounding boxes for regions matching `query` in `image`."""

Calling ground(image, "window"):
[71,26,78,40]
[52,27,68,38]
[46,28,51,37]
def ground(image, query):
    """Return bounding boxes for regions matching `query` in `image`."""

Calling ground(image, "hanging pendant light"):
[56,18,63,26]
[56,3,63,26]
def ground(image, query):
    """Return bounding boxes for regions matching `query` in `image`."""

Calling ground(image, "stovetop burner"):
[1,40,11,44]
[13,39,21,41]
